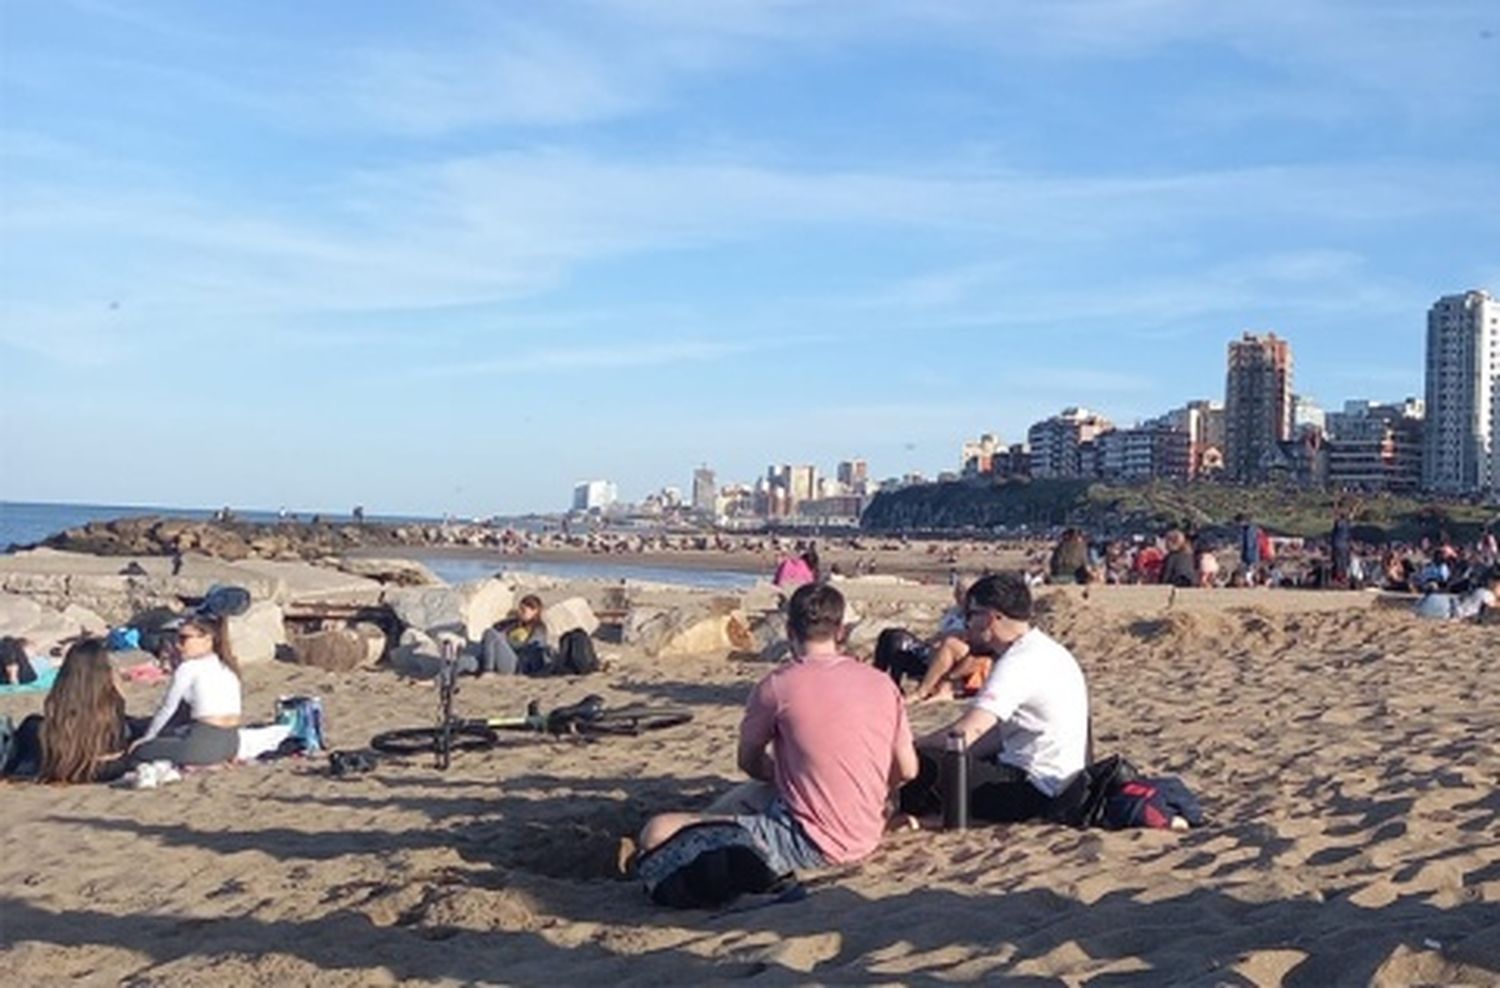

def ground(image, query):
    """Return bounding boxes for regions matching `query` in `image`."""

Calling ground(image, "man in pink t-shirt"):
[638,583,919,875]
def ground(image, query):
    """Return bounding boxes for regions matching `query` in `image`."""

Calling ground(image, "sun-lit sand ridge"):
[1,577,1496,986]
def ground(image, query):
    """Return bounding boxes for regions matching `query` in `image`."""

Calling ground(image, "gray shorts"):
[733,797,829,876]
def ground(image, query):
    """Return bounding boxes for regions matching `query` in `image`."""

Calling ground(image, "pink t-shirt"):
[773,556,815,588]
[740,654,913,863]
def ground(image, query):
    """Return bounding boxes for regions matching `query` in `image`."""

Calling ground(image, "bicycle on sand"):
[370,640,693,769]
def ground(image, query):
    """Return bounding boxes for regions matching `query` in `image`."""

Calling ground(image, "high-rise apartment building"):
[836,458,869,493]
[789,465,817,504]
[691,466,716,516]
[1423,290,1499,494]
[1224,332,1293,482]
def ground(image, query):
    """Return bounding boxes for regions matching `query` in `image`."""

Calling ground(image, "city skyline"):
[3,3,1498,517]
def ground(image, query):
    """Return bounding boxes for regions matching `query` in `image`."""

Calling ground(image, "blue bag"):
[276,695,327,754]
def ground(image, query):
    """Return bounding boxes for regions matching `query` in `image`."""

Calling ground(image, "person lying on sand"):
[634,582,919,877]
[899,572,1091,825]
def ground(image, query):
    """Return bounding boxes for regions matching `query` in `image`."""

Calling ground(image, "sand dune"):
[2,590,1496,986]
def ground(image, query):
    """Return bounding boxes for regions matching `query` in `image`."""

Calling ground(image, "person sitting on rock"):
[3,638,146,782]
[128,614,242,768]
[474,595,550,676]
[636,582,918,877]
[899,572,1090,825]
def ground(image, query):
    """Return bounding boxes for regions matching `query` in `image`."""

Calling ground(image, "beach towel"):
[0,666,58,696]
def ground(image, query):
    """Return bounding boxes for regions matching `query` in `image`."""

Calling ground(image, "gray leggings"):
[462,629,548,676]
[130,722,239,767]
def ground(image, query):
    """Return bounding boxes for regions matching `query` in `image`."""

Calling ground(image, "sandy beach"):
[2,575,1496,986]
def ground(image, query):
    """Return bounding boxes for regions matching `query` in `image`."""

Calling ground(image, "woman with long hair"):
[129,613,242,767]
[1,638,134,783]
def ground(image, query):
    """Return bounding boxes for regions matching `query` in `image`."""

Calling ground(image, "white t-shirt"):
[142,653,243,740]
[971,627,1090,797]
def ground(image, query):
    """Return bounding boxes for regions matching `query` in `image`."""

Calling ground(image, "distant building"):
[1224,332,1294,482]
[993,443,1031,479]
[836,459,869,494]
[1423,290,1499,495]
[1163,399,1225,478]
[960,433,1001,476]
[691,466,716,516]
[1027,408,1113,479]
[1327,399,1424,492]
[717,483,755,520]
[789,465,817,505]
[1292,394,1326,436]
[572,480,617,512]
[1097,420,1192,481]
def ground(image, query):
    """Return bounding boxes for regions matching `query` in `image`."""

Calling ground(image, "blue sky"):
[2,1,1497,516]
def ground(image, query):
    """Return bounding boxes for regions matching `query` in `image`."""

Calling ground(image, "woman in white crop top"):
[129,614,243,767]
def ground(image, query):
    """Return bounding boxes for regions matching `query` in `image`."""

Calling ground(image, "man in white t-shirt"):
[901,572,1090,823]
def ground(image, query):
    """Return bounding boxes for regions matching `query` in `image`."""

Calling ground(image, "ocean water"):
[0,501,758,590]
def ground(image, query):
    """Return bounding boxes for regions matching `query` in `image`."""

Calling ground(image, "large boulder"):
[289,628,369,672]
[0,592,90,654]
[385,579,514,639]
[226,601,286,665]
[627,605,755,658]
[334,557,440,587]
[542,596,599,639]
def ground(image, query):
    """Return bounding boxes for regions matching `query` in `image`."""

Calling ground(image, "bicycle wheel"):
[575,705,694,736]
[370,722,499,756]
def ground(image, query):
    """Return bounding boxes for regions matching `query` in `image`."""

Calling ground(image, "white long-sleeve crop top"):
[141,653,242,741]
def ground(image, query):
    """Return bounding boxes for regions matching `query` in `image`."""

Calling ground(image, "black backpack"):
[552,629,600,676]
[637,821,793,909]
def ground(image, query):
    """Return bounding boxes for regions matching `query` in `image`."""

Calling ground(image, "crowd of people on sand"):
[1028,513,1499,617]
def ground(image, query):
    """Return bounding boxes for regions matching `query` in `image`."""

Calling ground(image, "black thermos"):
[940,731,970,830]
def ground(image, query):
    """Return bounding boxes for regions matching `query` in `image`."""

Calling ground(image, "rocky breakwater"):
[26,516,434,562]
